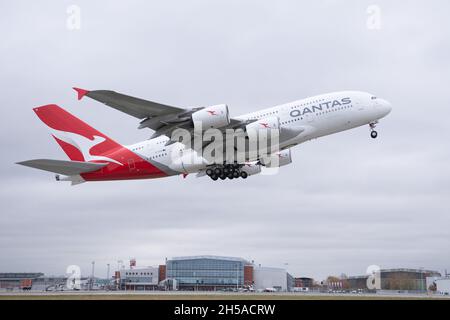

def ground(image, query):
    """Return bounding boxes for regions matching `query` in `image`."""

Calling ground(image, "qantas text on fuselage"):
[289,97,352,117]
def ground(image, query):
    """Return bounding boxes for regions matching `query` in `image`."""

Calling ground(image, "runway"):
[1,290,449,300]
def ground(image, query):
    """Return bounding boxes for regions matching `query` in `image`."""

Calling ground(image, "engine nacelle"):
[192,104,230,131]
[241,163,262,176]
[260,149,292,168]
[245,116,280,132]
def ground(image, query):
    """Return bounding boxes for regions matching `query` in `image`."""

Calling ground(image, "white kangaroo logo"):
[50,128,123,166]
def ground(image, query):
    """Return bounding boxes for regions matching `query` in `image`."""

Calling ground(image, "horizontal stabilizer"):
[16,159,107,176]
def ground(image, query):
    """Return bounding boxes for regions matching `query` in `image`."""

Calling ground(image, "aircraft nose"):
[377,98,392,116]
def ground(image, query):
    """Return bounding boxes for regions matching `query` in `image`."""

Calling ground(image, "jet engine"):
[191,104,230,131]
[260,149,292,168]
[241,163,262,176]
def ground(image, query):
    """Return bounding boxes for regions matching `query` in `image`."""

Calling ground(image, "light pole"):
[106,264,110,290]
[420,267,424,292]
[236,264,239,290]
[90,261,95,290]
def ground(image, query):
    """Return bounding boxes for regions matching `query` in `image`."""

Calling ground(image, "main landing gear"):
[369,122,378,139]
[206,164,248,181]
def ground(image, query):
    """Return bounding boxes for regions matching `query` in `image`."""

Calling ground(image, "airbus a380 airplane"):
[17,88,392,184]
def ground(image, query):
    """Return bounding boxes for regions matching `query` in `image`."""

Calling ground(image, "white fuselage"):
[127,91,392,175]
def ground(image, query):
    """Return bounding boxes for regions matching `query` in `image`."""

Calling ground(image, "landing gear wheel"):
[227,173,234,180]
[223,167,230,174]
[233,171,240,178]
[240,171,248,179]
[369,122,378,139]
[206,169,213,176]
[211,174,218,181]
[219,174,226,180]
[214,168,222,175]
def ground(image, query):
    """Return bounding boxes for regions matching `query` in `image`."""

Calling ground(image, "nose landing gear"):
[369,122,378,139]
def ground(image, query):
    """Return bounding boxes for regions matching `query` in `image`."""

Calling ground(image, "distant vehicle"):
[293,287,309,292]
[20,279,32,291]
[264,287,277,292]
[45,283,78,292]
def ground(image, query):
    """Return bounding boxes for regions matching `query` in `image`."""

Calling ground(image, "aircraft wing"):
[73,87,252,139]
[76,89,184,120]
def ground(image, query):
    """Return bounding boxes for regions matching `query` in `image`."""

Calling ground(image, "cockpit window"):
[371,96,377,100]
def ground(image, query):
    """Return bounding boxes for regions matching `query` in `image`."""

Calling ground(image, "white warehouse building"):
[253,266,293,291]
[435,277,450,295]
[426,276,450,295]
[117,266,159,290]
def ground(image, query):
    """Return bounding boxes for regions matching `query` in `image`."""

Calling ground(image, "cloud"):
[0,0,449,280]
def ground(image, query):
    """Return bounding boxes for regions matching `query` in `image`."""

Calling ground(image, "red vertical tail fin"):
[34,104,122,162]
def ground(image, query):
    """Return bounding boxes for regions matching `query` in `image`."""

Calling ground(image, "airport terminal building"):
[163,255,294,291]
[165,256,249,291]
[116,255,294,291]
[0,273,44,290]
[0,273,90,291]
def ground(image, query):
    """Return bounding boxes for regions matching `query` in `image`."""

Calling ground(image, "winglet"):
[73,87,90,100]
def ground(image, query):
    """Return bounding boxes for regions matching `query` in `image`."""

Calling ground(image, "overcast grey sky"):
[1,0,449,280]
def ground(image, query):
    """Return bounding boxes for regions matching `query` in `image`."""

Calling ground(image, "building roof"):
[120,267,156,271]
[0,273,44,280]
[348,268,441,280]
[169,255,250,264]
[379,268,440,274]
